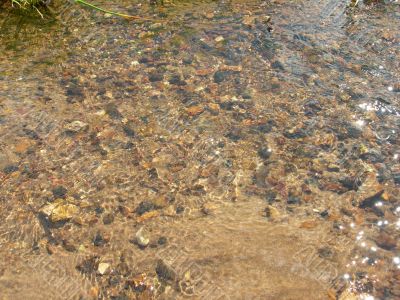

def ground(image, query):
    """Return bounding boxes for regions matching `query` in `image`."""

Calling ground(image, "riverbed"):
[0,0,399,299]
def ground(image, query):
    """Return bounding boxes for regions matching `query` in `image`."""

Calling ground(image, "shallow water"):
[0,0,399,299]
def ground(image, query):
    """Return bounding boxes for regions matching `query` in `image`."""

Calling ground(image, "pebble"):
[62,239,77,252]
[135,201,156,216]
[319,210,329,218]
[148,73,163,82]
[341,122,362,139]
[64,120,88,133]
[40,200,78,223]
[359,190,385,209]
[135,227,150,248]
[169,75,187,86]
[176,205,185,214]
[3,164,19,174]
[52,185,68,199]
[158,236,167,245]
[327,164,340,172]
[77,256,99,275]
[393,172,400,185]
[201,203,216,215]
[357,175,385,208]
[122,122,136,137]
[205,12,214,19]
[103,213,114,225]
[156,259,176,282]
[14,139,32,153]
[284,128,307,139]
[225,128,243,141]
[105,103,123,119]
[242,15,255,27]
[119,205,133,217]
[213,71,229,83]
[258,147,272,160]
[287,195,301,205]
[93,232,108,247]
[65,85,84,103]
[186,105,204,116]
[338,290,359,300]
[338,176,360,191]
[300,220,318,229]
[318,246,333,258]
[263,205,280,220]
[137,210,160,223]
[271,60,285,70]
[375,232,397,250]
[98,262,110,275]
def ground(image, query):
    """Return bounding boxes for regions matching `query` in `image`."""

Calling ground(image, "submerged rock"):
[64,120,88,133]
[135,227,150,248]
[375,232,397,250]
[156,259,176,282]
[135,201,156,216]
[213,71,229,83]
[40,200,78,223]
[105,103,123,119]
[258,147,272,160]
[158,236,167,245]
[93,232,108,247]
[122,122,136,137]
[76,256,99,275]
[102,213,114,225]
[3,164,19,174]
[98,262,110,275]
[148,73,163,82]
[263,205,280,220]
[52,185,68,199]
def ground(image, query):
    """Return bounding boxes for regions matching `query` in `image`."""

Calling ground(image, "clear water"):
[0,0,399,299]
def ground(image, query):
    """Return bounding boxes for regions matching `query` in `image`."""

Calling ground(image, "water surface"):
[0,0,399,299]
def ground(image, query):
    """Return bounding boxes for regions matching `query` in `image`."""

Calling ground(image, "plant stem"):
[73,0,143,19]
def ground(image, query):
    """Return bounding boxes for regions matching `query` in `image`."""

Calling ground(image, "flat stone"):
[40,201,78,223]
[64,120,88,133]
[98,263,110,275]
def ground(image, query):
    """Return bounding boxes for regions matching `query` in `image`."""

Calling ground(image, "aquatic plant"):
[7,0,142,19]
[10,0,47,16]
[74,0,142,19]
[11,0,44,8]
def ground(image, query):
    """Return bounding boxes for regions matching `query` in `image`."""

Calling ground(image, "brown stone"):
[119,205,133,217]
[220,65,242,72]
[196,69,213,76]
[186,105,204,116]
[300,220,318,229]
[14,139,32,153]
[137,210,160,223]
[375,232,397,250]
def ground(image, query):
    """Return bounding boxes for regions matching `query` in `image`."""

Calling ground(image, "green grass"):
[9,0,47,17]
[11,0,43,7]
[74,0,144,19]
[7,0,147,19]
[11,0,44,10]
